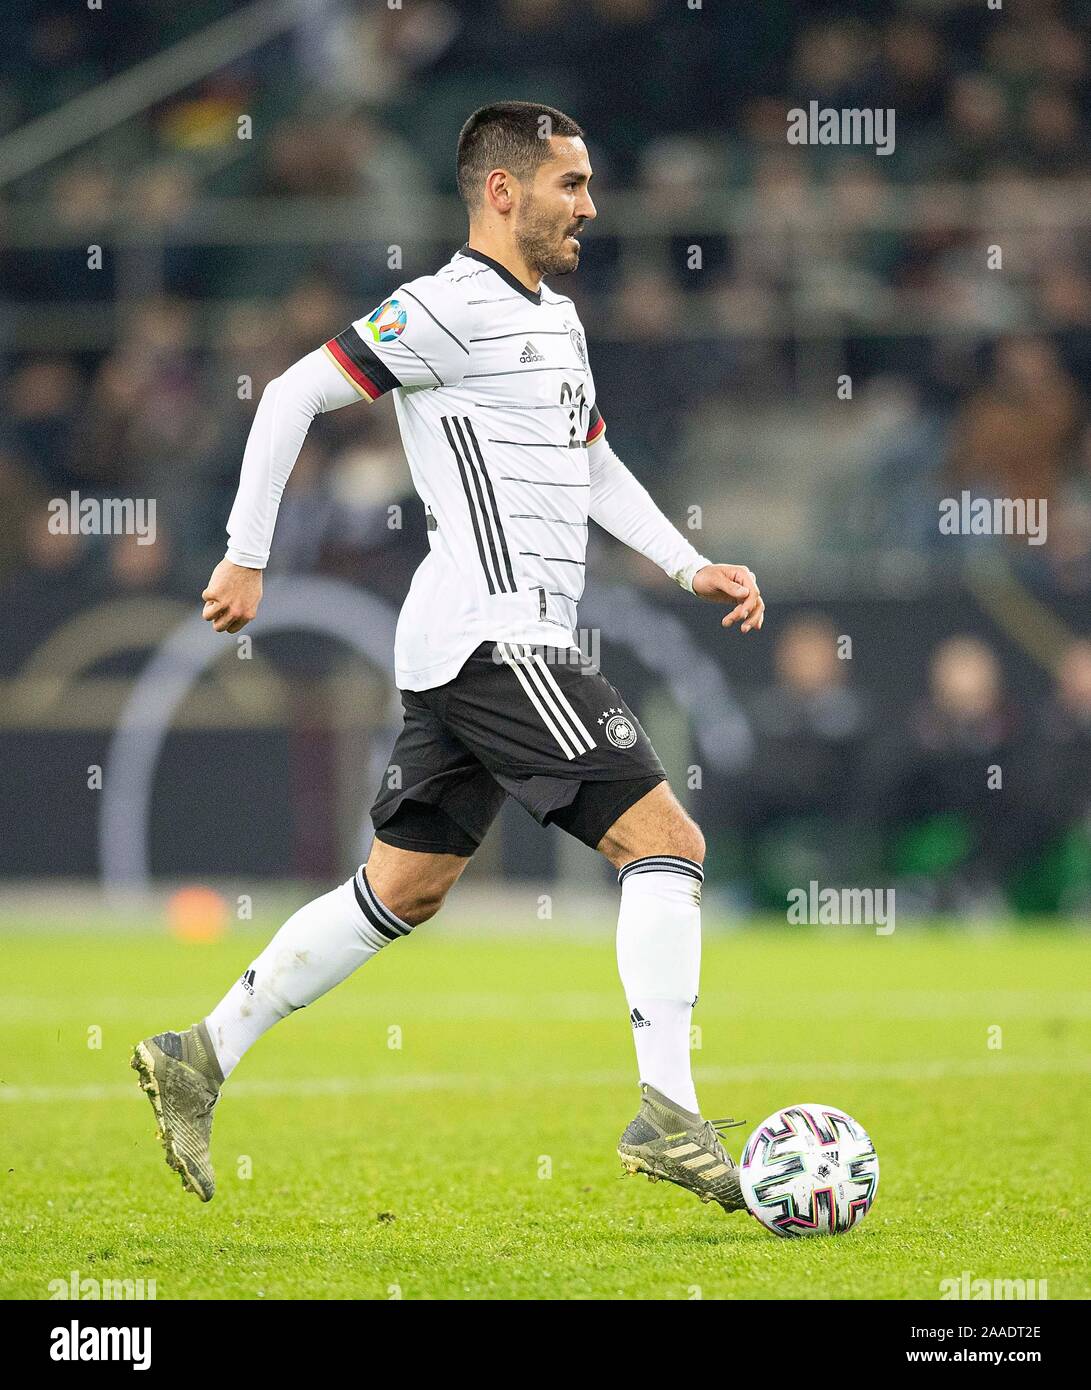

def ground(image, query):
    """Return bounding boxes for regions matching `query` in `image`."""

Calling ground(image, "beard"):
[514,194,582,278]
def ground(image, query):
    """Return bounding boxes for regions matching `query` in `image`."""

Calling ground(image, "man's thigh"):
[369,685,507,858]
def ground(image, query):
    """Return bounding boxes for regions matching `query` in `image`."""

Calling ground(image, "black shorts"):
[369,641,667,855]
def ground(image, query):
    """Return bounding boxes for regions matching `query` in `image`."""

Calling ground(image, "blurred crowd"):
[0,1,1089,905]
[2,0,1090,586]
[2,0,1089,592]
[728,616,1091,917]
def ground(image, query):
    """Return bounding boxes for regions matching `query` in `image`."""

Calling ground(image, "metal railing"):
[0,0,311,187]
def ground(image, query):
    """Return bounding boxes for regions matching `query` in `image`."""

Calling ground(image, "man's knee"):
[398,883,451,926]
[677,816,706,865]
[656,813,704,866]
[363,873,451,927]
[363,841,467,927]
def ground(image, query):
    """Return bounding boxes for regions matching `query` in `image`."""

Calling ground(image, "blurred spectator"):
[939,74,1008,178]
[1009,639,1091,912]
[2,360,83,494]
[947,338,1084,508]
[881,636,1025,914]
[739,616,871,907]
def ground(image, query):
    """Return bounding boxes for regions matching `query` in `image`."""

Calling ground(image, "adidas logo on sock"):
[241,968,256,996]
[519,340,545,364]
[630,1008,651,1029]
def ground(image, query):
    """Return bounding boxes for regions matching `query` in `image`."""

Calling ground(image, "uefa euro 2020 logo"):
[367,298,408,343]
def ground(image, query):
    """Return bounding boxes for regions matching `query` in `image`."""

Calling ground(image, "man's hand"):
[692,563,765,634]
[202,558,263,634]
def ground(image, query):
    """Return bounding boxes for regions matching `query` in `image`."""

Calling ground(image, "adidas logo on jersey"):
[518,341,545,364]
[630,1008,651,1029]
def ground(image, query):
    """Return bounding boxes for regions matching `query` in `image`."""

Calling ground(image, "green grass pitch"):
[1,907,1088,1300]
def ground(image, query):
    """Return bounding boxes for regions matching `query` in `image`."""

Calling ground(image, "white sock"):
[616,855,704,1115]
[204,868,411,1078]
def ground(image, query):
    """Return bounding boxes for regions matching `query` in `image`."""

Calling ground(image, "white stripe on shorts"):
[527,649,597,749]
[497,642,596,760]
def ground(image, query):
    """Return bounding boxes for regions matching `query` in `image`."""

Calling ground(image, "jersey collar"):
[459,244,542,305]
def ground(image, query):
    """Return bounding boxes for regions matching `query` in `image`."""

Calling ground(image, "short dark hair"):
[456,101,584,209]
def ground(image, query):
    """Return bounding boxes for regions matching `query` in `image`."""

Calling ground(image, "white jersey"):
[226,244,710,691]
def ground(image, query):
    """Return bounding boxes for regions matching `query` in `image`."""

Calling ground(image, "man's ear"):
[484,168,516,214]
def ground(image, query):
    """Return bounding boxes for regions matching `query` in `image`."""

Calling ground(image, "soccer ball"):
[739,1103,879,1238]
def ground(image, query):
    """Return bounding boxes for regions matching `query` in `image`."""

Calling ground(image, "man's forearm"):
[587,435,711,592]
[225,348,363,568]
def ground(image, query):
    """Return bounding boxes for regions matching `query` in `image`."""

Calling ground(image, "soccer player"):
[133,102,764,1213]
